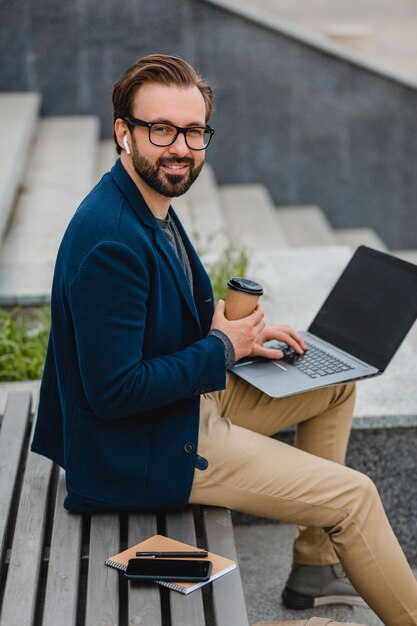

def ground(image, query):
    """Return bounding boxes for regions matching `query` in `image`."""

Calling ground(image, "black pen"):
[135,550,209,558]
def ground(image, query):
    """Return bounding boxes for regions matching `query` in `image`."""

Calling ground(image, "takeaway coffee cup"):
[225,277,264,320]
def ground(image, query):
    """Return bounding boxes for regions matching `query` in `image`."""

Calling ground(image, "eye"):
[152,125,175,136]
[187,128,204,137]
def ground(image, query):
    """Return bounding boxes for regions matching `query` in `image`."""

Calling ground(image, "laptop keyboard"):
[280,342,354,379]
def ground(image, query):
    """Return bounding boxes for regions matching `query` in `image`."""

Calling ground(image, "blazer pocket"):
[66,406,150,506]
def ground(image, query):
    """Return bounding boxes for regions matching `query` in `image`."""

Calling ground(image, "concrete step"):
[0,93,41,242]
[276,205,336,246]
[96,139,117,182]
[172,163,228,255]
[390,252,417,352]
[391,251,417,353]
[393,249,417,265]
[0,116,100,305]
[220,184,288,250]
[230,0,417,82]
[334,226,387,251]
[406,325,417,363]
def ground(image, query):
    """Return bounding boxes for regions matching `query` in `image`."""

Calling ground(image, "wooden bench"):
[0,392,249,626]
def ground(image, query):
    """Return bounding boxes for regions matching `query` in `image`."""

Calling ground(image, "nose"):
[167,130,190,156]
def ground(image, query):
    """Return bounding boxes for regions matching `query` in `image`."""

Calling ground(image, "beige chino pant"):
[189,373,417,626]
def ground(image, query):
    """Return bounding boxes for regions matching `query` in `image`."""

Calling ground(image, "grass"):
[0,236,249,382]
[0,307,50,382]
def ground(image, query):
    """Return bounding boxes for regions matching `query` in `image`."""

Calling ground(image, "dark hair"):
[112,53,213,154]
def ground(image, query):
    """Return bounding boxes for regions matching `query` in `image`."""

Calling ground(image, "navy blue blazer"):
[31,159,226,512]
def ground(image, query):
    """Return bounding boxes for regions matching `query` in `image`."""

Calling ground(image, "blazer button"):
[184,443,195,453]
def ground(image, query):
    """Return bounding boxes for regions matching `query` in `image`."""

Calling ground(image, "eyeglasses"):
[123,116,215,150]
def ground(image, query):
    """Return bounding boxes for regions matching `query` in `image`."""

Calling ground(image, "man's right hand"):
[210,300,265,362]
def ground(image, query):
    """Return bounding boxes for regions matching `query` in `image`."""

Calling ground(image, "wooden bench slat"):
[41,469,83,626]
[0,392,32,580]
[128,513,162,626]
[85,513,120,626]
[0,391,249,626]
[0,417,54,626]
[203,507,249,626]
[165,509,206,626]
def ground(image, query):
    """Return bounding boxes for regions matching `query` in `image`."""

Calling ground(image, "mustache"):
[157,156,194,167]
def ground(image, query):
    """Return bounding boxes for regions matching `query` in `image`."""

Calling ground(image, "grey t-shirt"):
[157,215,193,293]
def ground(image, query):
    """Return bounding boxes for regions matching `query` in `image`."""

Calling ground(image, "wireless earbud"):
[123,136,131,155]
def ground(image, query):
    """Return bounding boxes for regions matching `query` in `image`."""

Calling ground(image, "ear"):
[114,118,130,154]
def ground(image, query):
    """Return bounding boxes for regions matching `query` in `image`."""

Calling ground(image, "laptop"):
[231,246,417,398]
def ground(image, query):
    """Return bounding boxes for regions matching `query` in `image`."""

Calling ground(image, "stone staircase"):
[1,92,415,310]
[1,94,417,625]
[0,94,40,243]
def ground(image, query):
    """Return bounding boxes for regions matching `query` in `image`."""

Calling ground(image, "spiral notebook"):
[105,534,236,594]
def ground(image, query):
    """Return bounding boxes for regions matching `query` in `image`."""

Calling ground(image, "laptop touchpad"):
[239,361,277,378]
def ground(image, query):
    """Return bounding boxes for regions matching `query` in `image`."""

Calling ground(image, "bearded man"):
[32,54,417,624]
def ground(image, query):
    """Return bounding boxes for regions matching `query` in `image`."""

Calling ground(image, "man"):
[32,54,417,624]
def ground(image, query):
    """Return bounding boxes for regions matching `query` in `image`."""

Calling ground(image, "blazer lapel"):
[111,159,157,231]
[170,207,214,332]
[153,225,202,332]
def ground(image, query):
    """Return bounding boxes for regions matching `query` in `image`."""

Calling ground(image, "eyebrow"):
[148,117,206,127]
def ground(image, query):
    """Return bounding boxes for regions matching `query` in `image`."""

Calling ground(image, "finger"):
[248,304,264,323]
[276,332,305,354]
[252,345,283,359]
[286,328,307,349]
[211,300,226,328]
[212,300,225,318]
[253,319,265,337]
[275,325,306,349]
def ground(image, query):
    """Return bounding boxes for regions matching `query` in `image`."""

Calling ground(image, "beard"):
[130,135,204,198]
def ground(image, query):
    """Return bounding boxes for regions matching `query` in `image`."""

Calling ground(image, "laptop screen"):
[308,246,417,371]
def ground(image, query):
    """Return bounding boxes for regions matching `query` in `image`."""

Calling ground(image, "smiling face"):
[126,82,207,200]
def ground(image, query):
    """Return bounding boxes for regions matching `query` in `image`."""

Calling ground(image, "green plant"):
[206,242,250,302]
[0,307,50,381]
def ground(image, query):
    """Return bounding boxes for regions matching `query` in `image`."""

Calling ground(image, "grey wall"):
[1,0,417,247]
[194,2,417,250]
[0,0,192,131]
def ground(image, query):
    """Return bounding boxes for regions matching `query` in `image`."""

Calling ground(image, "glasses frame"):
[123,116,215,150]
